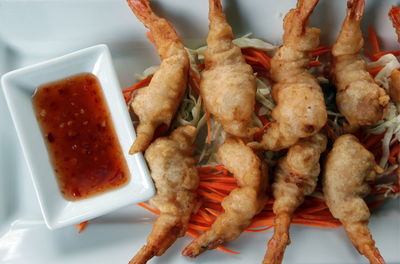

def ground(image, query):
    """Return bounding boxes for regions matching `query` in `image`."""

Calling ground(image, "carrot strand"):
[368,66,384,77]
[369,25,381,55]
[138,202,160,215]
[75,221,89,233]
[122,76,152,94]
[205,109,212,145]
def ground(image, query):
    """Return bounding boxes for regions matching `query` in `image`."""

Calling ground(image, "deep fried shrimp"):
[332,0,389,132]
[129,125,198,264]
[126,0,189,154]
[323,134,385,264]
[264,133,327,264]
[200,0,257,138]
[248,0,327,151]
[182,138,268,257]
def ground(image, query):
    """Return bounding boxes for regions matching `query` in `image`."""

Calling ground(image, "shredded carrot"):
[363,132,385,150]
[137,163,399,255]
[204,207,221,217]
[75,221,89,233]
[389,143,400,161]
[242,47,271,72]
[205,109,212,145]
[299,204,329,214]
[324,124,336,140]
[200,176,237,183]
[197,189,225,203]
[368,66,385,77]
[200,185,230,197]
[245,226,273,232]
[122,76,152,94]
[369,26,381,55]
[122,76,153,103]
[309,61,322,67]
[254,104,270,125]
[197,63,205,71]
[200,181,236,192]
[138,202,160,215]
[254,122,272,141]
[198,165,229,174]
[188,67,201,94]
[188,223,209,232]
[312,46,331,57]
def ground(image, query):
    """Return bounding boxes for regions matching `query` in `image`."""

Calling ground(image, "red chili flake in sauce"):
[32,73,130,200]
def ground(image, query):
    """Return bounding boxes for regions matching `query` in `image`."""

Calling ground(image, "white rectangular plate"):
[0,0,399,263]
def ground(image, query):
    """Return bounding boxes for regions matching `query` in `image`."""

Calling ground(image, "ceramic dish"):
[1,44,155,229]
[0,0,399,263]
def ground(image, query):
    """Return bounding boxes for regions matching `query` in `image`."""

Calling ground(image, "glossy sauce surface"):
[32,73,130,200]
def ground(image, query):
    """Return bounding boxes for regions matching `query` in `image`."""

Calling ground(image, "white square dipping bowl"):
[1,44,155,230]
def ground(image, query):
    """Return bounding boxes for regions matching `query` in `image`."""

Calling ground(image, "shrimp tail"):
[206,0,234,45]
[129,245,156,264]
[332,0,364,56]
[126,0,154,26]
[389,6,400,42]
[344,221,386,264]
[297,0,320,28]
[209,0,223,16]
[129,122,157,154]
[126,0,181,57]
[129,220,181,264]
[182,235,224,258]
[282,0,320,48]
[347,0,365,22]
[263,213,291,264]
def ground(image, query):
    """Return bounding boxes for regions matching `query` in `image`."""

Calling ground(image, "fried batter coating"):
[323,134,385,264]
[264,133,327,264]
[332,0,389,132]
[248,0,327,151]
[182,138,268,257]
[129,125,199,264]
[390,69,400,103]
[127,0,189,154]
[200,0,257,138]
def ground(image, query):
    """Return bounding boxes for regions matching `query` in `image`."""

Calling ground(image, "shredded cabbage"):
[256,78,274,114]
[134,65,159,80]
[366,54,400,174]
[173,49,204,128]
[367,54,400,90]
[232,33,276,51]
[190,33,275,61]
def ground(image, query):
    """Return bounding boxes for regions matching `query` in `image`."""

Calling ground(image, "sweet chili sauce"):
[32,73,130,200]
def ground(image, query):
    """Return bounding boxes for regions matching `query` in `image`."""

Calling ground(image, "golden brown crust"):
[248,0,327,151]
[323,134,384,264]
[182,137,268,257]
[129,126,198,264]
[332,0,389,131]
[127,0,189,154]
[200,0,257,138]
[264,133,327,264]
